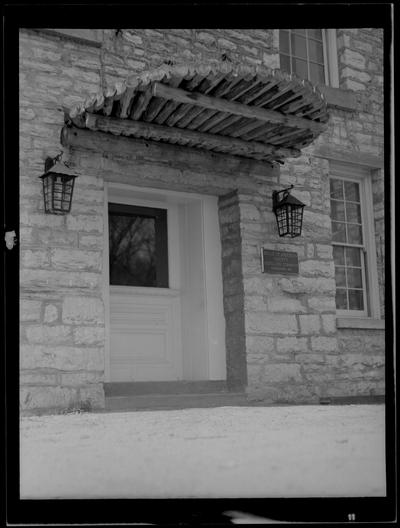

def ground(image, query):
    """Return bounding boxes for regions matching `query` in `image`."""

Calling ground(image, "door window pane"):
[308,39,324,63]
[332,221,346,242]
[331,200,345,221]
[292,57,308,79]
[346,202,362,223]
[347,224,363,245]
[309,63,325,84]
[330,179,344,200]
[348,290,364,310]
[109,204,168,288]
[336,289,348,310]
[307,29,323,40]
[279,30,290,53]
[345,247,361,267]
[344,181,360,202]
[291,34,307,57]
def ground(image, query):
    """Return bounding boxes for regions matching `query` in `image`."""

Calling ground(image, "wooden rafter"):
[84,113,301,160]
[149,82,327,134]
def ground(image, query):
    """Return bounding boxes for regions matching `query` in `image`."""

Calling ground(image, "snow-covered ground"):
[20,404,386,499]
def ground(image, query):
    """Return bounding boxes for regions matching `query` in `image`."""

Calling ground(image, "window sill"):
[336,317,385,330]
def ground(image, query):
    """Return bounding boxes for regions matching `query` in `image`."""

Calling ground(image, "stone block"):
[30,228,78,247]
[50,248,102,271]
[279,277,336,295]
[20,386,78,410]
[73,326,105,345]
[61,371,104,386]
[263,363,303,383]
[25,325,72,345]
[315,244,333,259]
[295,353,326,364]
[340,49,366,70]
[78,234,104,248]
[246,335,275,355]
[299,315,321,335]
[21,249,50,268]
[311,336,338,353]
[62,296,104,325]
[66,214,103,233]
[321,314,336,334]
[307,296,336,312]
[239,203,260,221]
[20,344,104,371]
[43,304,58,323]
[267,297,306,313]
[79,384,105,409]
[20,269,102,290]
[20,370,60,386]
[276,336,308,353]
[299,260,335,278]
[244,295,266,311]
[20,300,42,322]
[246,313,298,335]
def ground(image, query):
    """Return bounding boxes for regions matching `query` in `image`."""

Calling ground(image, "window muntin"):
[108,203,169,288]
[330,177,368,315]
[279,29,328,85]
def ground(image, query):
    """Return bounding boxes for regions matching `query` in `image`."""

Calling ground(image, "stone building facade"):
[19,28,386,413]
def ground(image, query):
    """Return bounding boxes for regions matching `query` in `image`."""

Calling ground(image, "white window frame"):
[330,163,381,320]
[278,28,339,87]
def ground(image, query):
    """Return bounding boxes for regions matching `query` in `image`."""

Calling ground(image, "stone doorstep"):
[104,380,231,397]
[103,392,249,412]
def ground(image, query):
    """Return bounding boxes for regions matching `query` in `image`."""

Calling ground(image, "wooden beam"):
[83,113,301,160]
[150,82,327,134]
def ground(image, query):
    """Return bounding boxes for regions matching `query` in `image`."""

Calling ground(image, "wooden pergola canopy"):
[64,62,329,164]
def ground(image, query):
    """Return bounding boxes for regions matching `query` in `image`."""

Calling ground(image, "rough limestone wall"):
[242,155,337,403]
[19,30,106,413]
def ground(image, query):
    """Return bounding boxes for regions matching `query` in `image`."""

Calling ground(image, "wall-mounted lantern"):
[272,184,305,238]
[39,153,77,215]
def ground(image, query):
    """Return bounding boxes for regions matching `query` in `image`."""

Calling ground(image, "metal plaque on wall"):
[261,248,299,275]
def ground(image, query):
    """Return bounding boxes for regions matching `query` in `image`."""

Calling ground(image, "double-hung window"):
[329,163,380,319]
[279,29,339,87]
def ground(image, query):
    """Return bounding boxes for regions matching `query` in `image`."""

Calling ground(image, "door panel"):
[110,287,182,382]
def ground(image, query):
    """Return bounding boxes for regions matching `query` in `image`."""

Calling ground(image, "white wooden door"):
[107,195,183,382]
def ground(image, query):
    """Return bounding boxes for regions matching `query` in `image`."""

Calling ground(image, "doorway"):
[105,183,226,383]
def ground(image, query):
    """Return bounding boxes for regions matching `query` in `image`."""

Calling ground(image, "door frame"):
[103,182,226,383]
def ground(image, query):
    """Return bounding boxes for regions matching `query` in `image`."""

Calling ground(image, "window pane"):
[346,202,362,223]
[280,54,291,72]
[336,289,348,310]
[332,221,346,242]
[292,29,306,36]
[330,179,344,200]
[292,57,308,79]
[335,266,346,287]
[279,30,290,53]
[333,245,345,265]
[109,214,156,287]
[307,29,323,40]
[347,268,363,289]
[347,224,363,244]
[291,34,307,58]
[331,200,345,221]
[344,181,360,202]
[308,39,324,62]
[345,247,361,267]
[309,62,325,84]
[348,290,364,310]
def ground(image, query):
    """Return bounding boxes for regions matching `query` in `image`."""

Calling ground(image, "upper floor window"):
[329,163,381,319]
[279,29,339,87]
